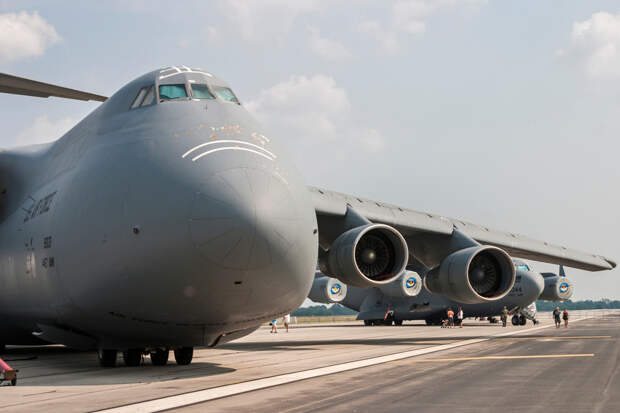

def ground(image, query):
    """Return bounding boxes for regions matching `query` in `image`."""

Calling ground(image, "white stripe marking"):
[182,140,276,159]
[192,147,274,162]
[96,317,591,413]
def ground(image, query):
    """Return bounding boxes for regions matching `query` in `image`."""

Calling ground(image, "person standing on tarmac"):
[562,308,569,328]
[501,306,509,327]
[456,307,464,328]
[553,306,562,328]
[446,308,455,328]
[283,314,291,332]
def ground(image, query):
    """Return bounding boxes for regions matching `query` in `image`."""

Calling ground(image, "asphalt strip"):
[96,317,591,413]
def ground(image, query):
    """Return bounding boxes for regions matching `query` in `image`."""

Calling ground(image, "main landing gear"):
[511,314,527,326]
[97,347,194,367]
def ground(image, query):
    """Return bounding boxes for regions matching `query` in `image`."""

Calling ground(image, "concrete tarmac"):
[1,310,618,413]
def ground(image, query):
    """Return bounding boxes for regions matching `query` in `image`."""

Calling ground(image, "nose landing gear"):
[123,348,143,367]
[98,349,118,367]
[174,347,194,365]
[150,348,169,366]
[97,347,194,366]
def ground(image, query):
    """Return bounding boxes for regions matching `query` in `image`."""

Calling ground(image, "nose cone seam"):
[188,167,300,271]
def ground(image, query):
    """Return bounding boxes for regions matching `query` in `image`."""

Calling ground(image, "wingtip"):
[607,258,617,269]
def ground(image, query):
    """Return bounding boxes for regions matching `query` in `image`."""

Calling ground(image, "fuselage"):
[0,67,318,348]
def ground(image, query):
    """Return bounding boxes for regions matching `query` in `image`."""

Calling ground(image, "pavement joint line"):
[94,316,593,413]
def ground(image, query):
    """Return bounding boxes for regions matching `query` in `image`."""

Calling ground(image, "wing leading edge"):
[310,186,616,272]
[0,73,107,102]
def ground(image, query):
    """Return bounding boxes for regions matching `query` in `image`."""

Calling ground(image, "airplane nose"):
[525,271,545,300]
[188,167,299,271]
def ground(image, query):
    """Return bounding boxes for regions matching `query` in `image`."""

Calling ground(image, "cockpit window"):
[130,85,155,109]
[130,88,147,109]
[191,84,215,99]
[141,86,155,106]
[159,84,188,100]
[516,264,530,271]
[212,86,239,104]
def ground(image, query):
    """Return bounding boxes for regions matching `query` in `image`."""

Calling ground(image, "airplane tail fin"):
[559,265,566,277]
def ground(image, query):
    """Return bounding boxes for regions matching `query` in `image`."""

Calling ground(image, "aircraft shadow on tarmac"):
[1,346,235,386]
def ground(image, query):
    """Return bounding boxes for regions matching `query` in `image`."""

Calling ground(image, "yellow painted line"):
[494,335,611,340]
[392,353,594,364]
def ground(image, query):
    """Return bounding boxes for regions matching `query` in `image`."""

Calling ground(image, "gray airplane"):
[0,67,615,368]
[309,259,572,326]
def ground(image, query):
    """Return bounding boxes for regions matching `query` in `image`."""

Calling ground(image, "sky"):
[0,0,618,300]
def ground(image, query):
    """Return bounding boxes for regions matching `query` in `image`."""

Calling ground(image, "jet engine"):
[322,224,408,288]
[539,274,573,301]
[423,246,516,304]
[308,275,347,304]
[378,270,423,298]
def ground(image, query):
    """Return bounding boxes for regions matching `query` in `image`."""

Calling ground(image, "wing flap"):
[311,186,616,272]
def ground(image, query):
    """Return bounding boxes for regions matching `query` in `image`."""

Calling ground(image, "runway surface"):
[1,310,618,412]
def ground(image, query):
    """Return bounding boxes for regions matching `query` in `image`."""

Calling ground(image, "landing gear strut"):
[174,347,193,365]
[98,349,118,367]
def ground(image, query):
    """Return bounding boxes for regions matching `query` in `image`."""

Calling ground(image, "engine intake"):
[424,246,515,304]
[324,224,408,288]
[539,274,573,301]
[308,275,347,304]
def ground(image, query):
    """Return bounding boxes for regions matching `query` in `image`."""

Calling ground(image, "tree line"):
[535,299,620,311]
[292,304,358,316]
[294,300,620,316]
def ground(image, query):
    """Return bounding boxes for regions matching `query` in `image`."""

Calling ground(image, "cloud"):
[245,74,384,154]
[0,11,61,63]
[307,25,352,61]
[557,11,620,78]
[216,0,320,43]
[358,0,486,54]
[11,115,76,148]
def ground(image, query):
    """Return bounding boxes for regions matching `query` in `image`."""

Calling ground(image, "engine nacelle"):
[379,270,422,298]
[424,246,516,304]
[324,224,408,288]
[308,275,347,304]
[539,274,573,301]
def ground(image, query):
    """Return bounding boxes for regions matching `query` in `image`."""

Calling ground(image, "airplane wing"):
[0,73,107,102]
[310,186,616,272]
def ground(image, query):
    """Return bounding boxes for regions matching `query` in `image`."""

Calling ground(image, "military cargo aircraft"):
[309,259,572,326]
[0,67,615,367]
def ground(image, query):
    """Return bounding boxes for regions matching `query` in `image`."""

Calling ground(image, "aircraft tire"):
[150,349,169,366]
[363,320,372,326]
[383,319,393,326]
[519,315,527,326]
[511,315,520,326]
[123,348,143,367]
[394,320,403,326]
[174,347,193,365]
[11,379,17,386]
[98,349,118,367]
